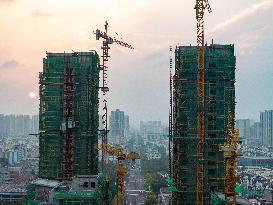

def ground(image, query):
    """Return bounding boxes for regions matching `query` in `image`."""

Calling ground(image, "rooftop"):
[32,178,61,188]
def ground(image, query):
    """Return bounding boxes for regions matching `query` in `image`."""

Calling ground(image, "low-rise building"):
[0,184,26,204]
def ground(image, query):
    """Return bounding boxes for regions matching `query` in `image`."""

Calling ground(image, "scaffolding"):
[172,44,236,205]
[52,191,99,205]
[39,52,100,181]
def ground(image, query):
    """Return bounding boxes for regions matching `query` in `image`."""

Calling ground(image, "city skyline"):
[0,1,272,204]
[0,0,273,123]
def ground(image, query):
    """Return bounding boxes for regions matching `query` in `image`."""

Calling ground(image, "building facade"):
[140,121,166,146]
[7,145,27,165]
[140,121,164,135]
[260,110,273,149]
[235,119,254,140]
[0,114,38,137]
[173,44,236,204]
[250,122,261,143]
[39,52,99,180]
[109,109,129,145]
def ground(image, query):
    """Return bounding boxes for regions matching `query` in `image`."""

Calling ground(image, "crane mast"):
[195,1,211,205]
[94,21,134,205]
[97,144,140,205]
[169,46,173,205]
[220,112,241,205]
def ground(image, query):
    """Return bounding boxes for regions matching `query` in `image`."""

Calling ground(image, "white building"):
[7,145,27,165]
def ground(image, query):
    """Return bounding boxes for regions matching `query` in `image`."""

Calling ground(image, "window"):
[91,182,96,188]
[208,169,215,175]
[209,63,216,68]
[208,152,215,157]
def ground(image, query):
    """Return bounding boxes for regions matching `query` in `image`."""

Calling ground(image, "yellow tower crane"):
[194,1,212,204]
[93,22,134,205]
[97,144,140,205]
[220,112,242,205]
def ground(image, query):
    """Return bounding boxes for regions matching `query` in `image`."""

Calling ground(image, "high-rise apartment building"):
[173,44,236,204]
[0,114,38,136]
[235,119,254,140]
[109,109,130,145]
[31,115,39,134]
[39,52,99,180]
[250,122,261,142]
[140,121,165,145]
[140,121,164,135]
[260,110,273,149]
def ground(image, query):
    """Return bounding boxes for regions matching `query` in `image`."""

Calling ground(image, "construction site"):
[22,1,250,205]
[24,52,101,204]
[39,52,100,180]
[172,44,236,204]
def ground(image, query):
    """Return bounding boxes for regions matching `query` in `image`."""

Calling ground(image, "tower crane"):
[194,1,212,205]
[93,21,134,205]
[220,112,241,205]
[97,144,140,205]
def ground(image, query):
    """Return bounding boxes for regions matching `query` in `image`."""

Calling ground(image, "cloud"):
[208,0,273,34]
[0,0,16,3]
[0,60,18,69]
[31,9,53,18]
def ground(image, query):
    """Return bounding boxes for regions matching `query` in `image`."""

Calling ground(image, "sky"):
[0,0,273,126]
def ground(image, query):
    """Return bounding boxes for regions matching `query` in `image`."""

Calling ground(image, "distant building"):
[0,114,4,137]
[0,169,10,183]
[7,145,27,165]
[31,115,39,134]
[146,146,161,160]
[140,121,163,135]
[0,184,26,204]
[0,114,39,136]
[236,119,254,140]
[239,156,273,167]
[109,109,130,145]
[140,121,167,148]
[250,122,261,143]
[124,115,130,140]
[260,110,273,149]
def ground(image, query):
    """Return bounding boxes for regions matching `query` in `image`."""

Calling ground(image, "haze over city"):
[0,0,273,125]
[1,0,273,205]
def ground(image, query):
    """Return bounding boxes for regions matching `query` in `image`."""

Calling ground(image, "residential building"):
[39,52,100,180]
[236,119,254,140]
[0,114,39,136]
[173,44,236,204]
[109,109,130,145]
[140,121,163,135]
[250,122,261,143]
[260,110,273,149]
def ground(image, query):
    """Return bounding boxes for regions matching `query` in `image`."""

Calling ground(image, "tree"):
[144,192,158,205]
[144,173,166,195]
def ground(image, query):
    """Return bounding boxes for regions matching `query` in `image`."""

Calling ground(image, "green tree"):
[144,192,158,205]
[144,173,166,195]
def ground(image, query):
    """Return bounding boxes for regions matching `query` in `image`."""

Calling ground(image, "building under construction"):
[172,43,236,204]
[39,52,100,180]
